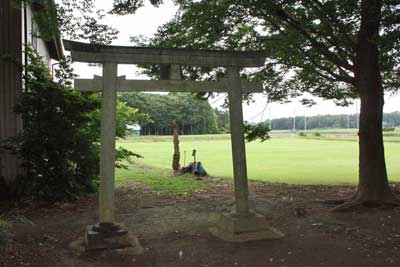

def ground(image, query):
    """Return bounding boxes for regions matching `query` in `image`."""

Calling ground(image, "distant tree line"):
[119,93,225,135]
[214,108,230,133]
[268,112,400,130]
[118,90,400,133]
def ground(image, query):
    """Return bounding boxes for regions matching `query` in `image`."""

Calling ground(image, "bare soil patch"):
[1,179,400,267]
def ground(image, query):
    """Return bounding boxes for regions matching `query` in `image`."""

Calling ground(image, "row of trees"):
[119,93,222,135]
[269,112,400,130]
[214,108,230,132]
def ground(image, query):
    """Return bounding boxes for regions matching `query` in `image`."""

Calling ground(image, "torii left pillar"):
[84,62,143,253]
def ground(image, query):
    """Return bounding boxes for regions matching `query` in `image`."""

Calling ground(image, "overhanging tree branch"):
[270,3,355,73]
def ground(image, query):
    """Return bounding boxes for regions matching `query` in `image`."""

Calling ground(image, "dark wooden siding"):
[0,0,22,187]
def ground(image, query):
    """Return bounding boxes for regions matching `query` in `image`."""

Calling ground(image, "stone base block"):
[209,212,284,242]
[84,223,143,253]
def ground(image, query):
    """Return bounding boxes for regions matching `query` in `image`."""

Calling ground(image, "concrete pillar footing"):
[209,212,284,242]
[84,222,144,253]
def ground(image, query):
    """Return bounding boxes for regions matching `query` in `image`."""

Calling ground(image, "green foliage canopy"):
[0,48,145,200]
[214,108,230,132]
[7,47,99,199]
[148,0,400,103]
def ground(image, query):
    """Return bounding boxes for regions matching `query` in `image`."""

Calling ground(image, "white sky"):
[71,1,399,122]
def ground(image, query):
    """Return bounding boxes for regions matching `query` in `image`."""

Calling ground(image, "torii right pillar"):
[209,67,284,242]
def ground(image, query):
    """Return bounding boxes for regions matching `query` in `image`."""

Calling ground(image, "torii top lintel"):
[63,40,267,68]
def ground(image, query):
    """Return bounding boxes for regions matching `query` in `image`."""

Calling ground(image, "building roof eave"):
[31,0,64,61]
[46,35,65,61]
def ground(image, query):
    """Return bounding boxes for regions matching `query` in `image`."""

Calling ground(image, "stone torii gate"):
[64,40,283,251]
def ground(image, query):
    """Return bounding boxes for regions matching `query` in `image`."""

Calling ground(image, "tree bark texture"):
[172,121,180,170]
[335,0,399,209]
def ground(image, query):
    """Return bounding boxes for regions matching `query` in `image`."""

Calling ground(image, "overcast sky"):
[71,1,399,122]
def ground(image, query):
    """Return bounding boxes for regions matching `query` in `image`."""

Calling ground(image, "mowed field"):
[117,130,400,185]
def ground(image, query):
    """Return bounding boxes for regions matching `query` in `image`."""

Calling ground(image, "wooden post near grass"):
[172,120,180,171]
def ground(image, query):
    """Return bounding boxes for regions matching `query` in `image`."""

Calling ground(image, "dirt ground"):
[1,178,400,267]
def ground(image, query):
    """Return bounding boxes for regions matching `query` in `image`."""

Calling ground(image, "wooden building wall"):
[0,0,22,190]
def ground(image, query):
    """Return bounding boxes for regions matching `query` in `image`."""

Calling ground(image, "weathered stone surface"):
[63,40,266,67]
[98,63,118,224]
[84,223,143,253]
[73,77,264,93]
[227,66,250,216]
[209,212,284,242]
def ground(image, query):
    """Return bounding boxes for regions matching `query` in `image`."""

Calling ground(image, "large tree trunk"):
[334,0,399,210]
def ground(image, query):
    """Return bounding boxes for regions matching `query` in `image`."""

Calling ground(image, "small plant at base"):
[314,132,321,137]
[298,132,307,137]
[0,219,11,250]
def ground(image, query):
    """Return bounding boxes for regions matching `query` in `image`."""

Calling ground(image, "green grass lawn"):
[117,163,208,195]
[117,131,400,185]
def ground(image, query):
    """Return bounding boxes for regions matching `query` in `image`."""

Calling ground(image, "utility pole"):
[304,116,307,132]
[304,110,307,132]
[269,106,272,130]
[293,116,296,131]
[293,107,296,132]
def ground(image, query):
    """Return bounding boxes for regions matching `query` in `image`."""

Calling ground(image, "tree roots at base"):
[324,192,400,212]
